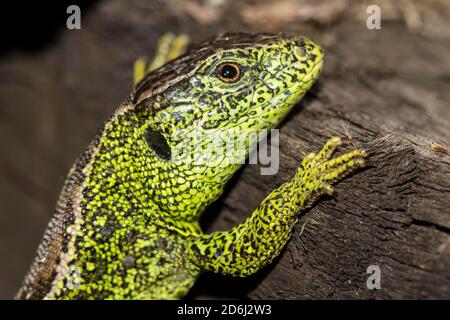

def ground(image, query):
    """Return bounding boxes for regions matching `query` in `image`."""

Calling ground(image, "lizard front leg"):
[188,137,367,276]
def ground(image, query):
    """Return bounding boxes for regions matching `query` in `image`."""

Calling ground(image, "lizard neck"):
[83,104,239,225]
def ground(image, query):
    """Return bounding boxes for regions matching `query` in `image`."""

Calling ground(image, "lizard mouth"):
[310,58,324,80]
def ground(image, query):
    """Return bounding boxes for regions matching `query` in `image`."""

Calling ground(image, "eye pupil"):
[221,65,237,78]
[218,63,240,82]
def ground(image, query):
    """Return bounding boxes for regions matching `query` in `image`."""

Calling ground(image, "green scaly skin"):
[16,33,366,300]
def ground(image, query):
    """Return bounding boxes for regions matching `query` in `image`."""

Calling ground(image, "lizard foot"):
[292,136,367,207]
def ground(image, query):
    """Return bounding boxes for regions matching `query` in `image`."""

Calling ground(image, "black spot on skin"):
[81,206,89,215]
[300,60,310,67]
[214,248,223,258]
[257,89,265,95]
[157,258,166,266]
[157,237,168,249]
[290,74,299,82]
[82,187,93,197]
[127,229,139,244]
[238,51,247,58]
[172,111,185,123]
[144,129,171,160]
[101,224,114,239]
[165,245,174,254]
[297,39,306,48]
[123,254,136,268]
[123,208,134,217]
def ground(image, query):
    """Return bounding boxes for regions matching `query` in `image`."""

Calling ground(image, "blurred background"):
[0,0,449,299]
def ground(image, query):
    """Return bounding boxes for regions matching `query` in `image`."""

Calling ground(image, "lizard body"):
[16,33,365,299]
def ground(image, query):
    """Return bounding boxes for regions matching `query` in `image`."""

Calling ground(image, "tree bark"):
[0,0,449,299]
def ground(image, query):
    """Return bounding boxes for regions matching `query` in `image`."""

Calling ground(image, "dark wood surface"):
[0,0,449,299]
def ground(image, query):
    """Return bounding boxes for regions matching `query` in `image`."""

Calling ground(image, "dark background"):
[1,0,449,299]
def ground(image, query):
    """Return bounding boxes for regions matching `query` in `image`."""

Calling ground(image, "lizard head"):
[186,33,324,131]
[133,33,323,165]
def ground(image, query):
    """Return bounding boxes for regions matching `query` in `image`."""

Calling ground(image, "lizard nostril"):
[309,52,318,62]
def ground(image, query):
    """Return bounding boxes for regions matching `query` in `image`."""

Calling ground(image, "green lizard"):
[16,32,366,300]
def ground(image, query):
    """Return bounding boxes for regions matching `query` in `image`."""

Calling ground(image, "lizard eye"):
[216,63,241,83]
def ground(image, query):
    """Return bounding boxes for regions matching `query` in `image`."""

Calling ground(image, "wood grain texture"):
[1,0,449,299]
